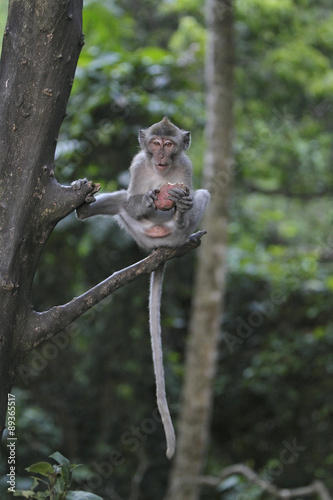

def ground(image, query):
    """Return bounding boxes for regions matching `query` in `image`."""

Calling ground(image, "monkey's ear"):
[138,130,146,147]
[182,131,191,150]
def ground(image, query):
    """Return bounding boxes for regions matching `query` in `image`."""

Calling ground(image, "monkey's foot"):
[189,230,207,244]
[71,178,101,203]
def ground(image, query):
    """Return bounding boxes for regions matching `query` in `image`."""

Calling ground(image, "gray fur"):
[76,119,210,458]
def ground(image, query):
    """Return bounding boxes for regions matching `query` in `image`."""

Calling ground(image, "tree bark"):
[0,0,86,438]
[0,0,205,438]
[164,1,234,499]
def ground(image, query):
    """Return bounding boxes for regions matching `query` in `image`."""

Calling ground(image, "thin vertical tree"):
[165,0,234,498]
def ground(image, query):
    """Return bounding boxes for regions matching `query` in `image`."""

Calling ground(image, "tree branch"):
[42,178,101,224]
[191,464,332,500]
[128,452,149,500]
[245,182,333,200]
[26,231,206,350]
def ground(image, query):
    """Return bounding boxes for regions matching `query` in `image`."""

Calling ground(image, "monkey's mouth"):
[156,163,168,170]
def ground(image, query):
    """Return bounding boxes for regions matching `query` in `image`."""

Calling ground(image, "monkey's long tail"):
[149,262,176,459]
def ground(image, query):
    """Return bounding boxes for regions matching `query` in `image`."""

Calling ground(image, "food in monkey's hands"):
[154,182,189,211]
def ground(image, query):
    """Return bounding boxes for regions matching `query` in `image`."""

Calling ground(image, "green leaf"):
[26,462,55,477]
[14,491,35,498]
[66,492,103,500]
[60,463,71,487]
[14,491,50,499]
[50,452,70,467]
[29,476,47,489]
[35,493,50,500]
[54,475,67,494]
[70,464,82,471]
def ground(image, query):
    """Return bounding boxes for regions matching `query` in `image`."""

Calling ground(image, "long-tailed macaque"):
[76,117,210,458]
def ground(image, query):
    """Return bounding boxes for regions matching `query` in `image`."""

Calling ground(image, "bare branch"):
[245,182,333,200]
[26,231,206,350]
[128,452,149,500]
[193,464,332,500]
[42,178,101,224]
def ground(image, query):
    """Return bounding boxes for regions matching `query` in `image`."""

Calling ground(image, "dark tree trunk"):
[164,1,234,498]
[0,0,85,436]
[0,0,205,438]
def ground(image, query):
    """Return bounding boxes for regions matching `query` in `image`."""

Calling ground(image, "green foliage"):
[14,453,102,500]
[0,2,7,44]
[160,0,203,15]
[169,15,205,62]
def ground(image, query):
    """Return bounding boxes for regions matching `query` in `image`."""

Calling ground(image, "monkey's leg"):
[149,263,176,459]
[76,191,128,219]
[174,188,210,231]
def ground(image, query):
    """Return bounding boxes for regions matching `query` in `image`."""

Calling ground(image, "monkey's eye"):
[153,140,161,146]
[164,141,173,148]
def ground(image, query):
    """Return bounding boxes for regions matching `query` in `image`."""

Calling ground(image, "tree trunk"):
[0,0,204,438]
[0,0,85,435]
[164,1,234,498]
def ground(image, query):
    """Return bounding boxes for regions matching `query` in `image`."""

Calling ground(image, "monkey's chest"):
[147,173,188,191]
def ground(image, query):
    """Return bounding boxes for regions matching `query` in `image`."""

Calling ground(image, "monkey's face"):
[148,137,177,173]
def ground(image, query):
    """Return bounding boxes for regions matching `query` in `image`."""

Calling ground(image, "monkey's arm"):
[173,189,210,230]
[125,192,158,219]
[76,191,127,220]
[125,159,159,218]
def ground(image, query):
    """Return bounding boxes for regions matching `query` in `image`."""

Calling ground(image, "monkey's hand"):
[143,190,158,209]
[167,187,193,213]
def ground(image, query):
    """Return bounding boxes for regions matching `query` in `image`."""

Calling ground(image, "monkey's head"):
[139,117,191,174]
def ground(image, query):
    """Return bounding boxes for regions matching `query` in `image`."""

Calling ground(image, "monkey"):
[76,117,210,458]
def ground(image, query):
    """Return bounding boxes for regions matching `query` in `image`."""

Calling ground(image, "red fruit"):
[154,182,189,211]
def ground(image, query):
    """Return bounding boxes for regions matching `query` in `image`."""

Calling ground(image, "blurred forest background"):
[1,0,333,498]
